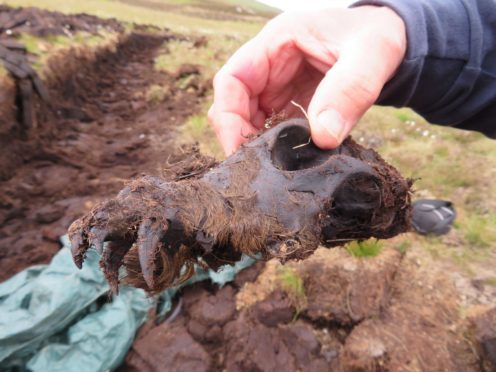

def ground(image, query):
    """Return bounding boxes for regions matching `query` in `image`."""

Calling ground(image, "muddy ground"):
[0,6,495,372]
[0,6,205,281]
[120,247,489,371]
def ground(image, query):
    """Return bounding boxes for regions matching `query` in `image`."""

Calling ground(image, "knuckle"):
[342,74,380,108]
[212,70,223,88]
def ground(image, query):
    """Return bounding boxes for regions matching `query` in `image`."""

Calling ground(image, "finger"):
[137,218,167,289]
[307,42,396,149]
[101,239,134,294]
[208,105,258,156]
[210,35,277,154]
[68,220,88,269]
[250,96,266,130]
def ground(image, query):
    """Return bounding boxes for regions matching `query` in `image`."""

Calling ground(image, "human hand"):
[208,6,406,155]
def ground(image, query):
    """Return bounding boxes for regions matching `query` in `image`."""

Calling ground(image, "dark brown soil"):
[468,306,496,371]
[0,5,124,37]
[0,11,206,282]
[121,247,484,371]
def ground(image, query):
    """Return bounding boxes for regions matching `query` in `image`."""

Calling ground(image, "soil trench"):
[0,30,205,282]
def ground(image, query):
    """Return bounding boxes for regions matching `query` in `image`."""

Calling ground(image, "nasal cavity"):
[270,125,338,171]
[331,173,382,226]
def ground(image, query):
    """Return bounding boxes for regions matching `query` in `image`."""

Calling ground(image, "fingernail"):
[317,110,345,143]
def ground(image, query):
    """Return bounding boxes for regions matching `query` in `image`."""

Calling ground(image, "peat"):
[0,10,206,281]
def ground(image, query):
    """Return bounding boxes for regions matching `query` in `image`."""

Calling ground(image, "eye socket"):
[270,125,338,171]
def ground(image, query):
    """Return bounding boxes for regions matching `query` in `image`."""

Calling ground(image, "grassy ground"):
[1,0,276,35]
[17,31,119,74]
[151,34,242,157]
[356,107,496,282]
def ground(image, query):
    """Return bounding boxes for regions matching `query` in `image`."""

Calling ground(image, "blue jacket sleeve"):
[352,0,496,138]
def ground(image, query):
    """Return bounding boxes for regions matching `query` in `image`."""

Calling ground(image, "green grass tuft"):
[395,241,411,255]
[145,84,170,103]
[179,110,223,159]
[16,31,118,73]
[345,239,384,258]
[278,266,305,299]
[277,266,307,319]
[463,214,496,248]
[394,110,411,122]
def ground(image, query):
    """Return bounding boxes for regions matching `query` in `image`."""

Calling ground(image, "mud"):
[0,5,124,37]
[122,264,330,372]
[0,9,206,282]
[0,39,50,133]
[121,246,482,371]
[468,306,496,371]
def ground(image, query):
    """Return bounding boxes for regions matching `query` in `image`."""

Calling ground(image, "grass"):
[145,83,170,103]
[277,266,307,317]
[483,278,496,287]
[16,31,118,73]
[355,106,496,273]
[345,239,384,258]
[394,240,411,255]
[154,33,245,77]
[178,106,223,158]
[2,0,269,36]
[359,107,496,210]
[18,32,115,54]
[463,214,496,248]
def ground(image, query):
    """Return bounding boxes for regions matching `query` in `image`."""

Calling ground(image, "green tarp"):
[0,236,255,371]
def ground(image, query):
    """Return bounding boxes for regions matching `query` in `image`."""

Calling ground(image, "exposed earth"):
[0,6,494,372]
[0,6,206,282]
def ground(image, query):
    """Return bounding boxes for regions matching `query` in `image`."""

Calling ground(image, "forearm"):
[353,0,496,138]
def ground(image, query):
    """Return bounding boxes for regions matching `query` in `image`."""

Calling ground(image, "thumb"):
[307,47,392,149]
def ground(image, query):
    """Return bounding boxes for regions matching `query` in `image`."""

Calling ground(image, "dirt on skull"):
[69,119,412,294]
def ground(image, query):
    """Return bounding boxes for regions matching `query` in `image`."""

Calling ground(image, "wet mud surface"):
[0,9,206,281]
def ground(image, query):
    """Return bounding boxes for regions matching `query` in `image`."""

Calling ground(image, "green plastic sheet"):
[0,236,255,371]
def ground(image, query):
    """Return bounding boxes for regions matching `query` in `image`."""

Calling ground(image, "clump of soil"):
[122,264,330,371]
[0,7,208,282]
[121,246,485,371]
[467,306,496,371]
[0,5,124,37]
